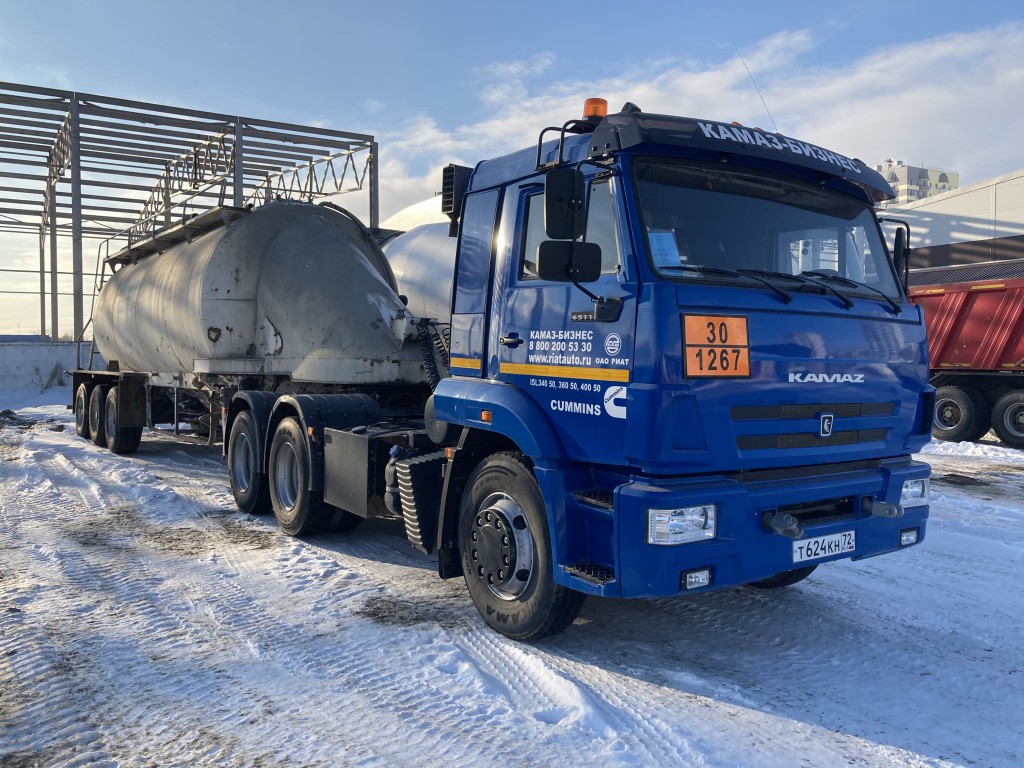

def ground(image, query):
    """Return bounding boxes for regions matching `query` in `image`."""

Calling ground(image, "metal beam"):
[0,82,377,337]
[70,99,84,340]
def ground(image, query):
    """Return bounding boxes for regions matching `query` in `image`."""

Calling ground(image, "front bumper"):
[554,458,929,597]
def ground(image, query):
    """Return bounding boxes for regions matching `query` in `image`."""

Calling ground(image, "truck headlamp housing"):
[900,478,929,508]
[647,505,717,545]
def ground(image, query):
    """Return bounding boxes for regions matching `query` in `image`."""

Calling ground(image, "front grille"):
[732,402,894,420]
[763,497,857,528]
[737,428,887,450]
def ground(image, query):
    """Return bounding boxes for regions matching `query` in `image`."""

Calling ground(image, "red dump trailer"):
[910,259,1024,447]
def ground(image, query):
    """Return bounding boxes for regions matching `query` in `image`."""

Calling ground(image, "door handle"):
[499,332,524,348]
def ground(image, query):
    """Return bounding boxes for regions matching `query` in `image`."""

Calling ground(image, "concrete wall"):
[0,342,103,392]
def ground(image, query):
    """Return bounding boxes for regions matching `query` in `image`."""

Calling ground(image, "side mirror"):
[537,240,602,283]
[892,227,907,275]
[544,166,585,240]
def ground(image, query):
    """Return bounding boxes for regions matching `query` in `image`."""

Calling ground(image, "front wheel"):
[268,417,326,537]
[105,386,143,455]
[991,390,1024,448]
[459,452,585,641]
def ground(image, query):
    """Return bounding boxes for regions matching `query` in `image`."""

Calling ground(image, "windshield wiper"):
[800,271,902,314]
[726,268,852,309]
[660,264,792,304]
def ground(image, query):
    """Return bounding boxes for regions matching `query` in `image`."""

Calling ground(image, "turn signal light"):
[583,98,608,119]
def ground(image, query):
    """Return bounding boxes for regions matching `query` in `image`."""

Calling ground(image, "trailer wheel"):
[933,385,990,442]
[459,452,585,641]
[268,416,326,537]
[991,391,1024,448]
[748,565,817,589]
[227,411,271,516]
[104,386,143,455]
[75,383,91,439]
[88,385,108,447]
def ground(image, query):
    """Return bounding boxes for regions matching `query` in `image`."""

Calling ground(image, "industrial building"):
[888,168,1024,271]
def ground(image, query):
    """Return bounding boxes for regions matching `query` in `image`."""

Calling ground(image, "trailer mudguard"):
[225,390,280,465]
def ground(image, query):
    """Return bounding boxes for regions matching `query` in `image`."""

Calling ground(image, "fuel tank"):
[93,201,427,385]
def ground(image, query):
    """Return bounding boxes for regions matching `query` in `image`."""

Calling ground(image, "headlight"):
[900,478,929,508]
[647,505,717,545]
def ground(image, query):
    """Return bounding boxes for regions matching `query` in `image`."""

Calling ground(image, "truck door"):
[492,175,636,464]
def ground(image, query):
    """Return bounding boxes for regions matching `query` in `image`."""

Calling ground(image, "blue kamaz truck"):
[76,99,933,639]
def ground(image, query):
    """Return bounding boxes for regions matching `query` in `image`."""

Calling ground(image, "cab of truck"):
[431,100,932,639]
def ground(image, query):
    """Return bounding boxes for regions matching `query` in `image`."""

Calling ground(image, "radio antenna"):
[721,21,779,134]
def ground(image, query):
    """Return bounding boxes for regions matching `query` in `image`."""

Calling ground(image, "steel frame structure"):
[0,81,378,340]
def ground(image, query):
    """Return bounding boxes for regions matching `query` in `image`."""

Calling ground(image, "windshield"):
[633,159,901,298]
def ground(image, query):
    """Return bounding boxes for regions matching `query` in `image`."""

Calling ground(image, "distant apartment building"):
[875,159,959,206]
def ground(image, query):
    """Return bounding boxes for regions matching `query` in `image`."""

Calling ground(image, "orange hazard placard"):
[683,315,751,378]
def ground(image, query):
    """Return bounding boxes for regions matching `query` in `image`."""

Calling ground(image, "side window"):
[519,193,546,278]
[586,179,621,274]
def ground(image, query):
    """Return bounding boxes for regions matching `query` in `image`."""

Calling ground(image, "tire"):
[75,383,91,439]
[459,452,585,641]
[932,385,990,442]
[268,417,326,537]
[227,411,271,515]
[104,386,143,455]
[88,384,108,447]
[991,390,1024,449]
[748,564,817,589]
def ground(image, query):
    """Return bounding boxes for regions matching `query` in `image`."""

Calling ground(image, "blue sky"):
[1,0,1022,334]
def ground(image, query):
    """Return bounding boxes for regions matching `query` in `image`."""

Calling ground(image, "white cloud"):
[373,24,1024,219]
[474,52,557,81]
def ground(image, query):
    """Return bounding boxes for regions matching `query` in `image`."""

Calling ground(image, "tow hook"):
[862,499,904,518]
[765,511,803,539]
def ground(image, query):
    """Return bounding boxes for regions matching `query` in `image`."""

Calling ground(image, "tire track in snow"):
[10,427,598,766]
[148,456,610,766]
[4,435,339,766]
[0,429,117,767]
[53,431,752,766]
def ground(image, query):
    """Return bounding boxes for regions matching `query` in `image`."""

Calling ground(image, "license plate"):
[793,530,855,563]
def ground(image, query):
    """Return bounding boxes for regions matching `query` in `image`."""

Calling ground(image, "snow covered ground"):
[1,386,1021,767]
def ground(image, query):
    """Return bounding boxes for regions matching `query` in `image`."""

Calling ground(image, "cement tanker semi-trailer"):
[75,99,933,640]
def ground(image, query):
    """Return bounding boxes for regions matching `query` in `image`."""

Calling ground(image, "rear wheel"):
[748,565,817,589]
[268,417,326,537]
[88,385,108,447]
[933,385,990,442]
[459,452,585,641]
[227,411,271,515]
[104,386,143,455]
[991,390,1024,448]
[74,383,91,439]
